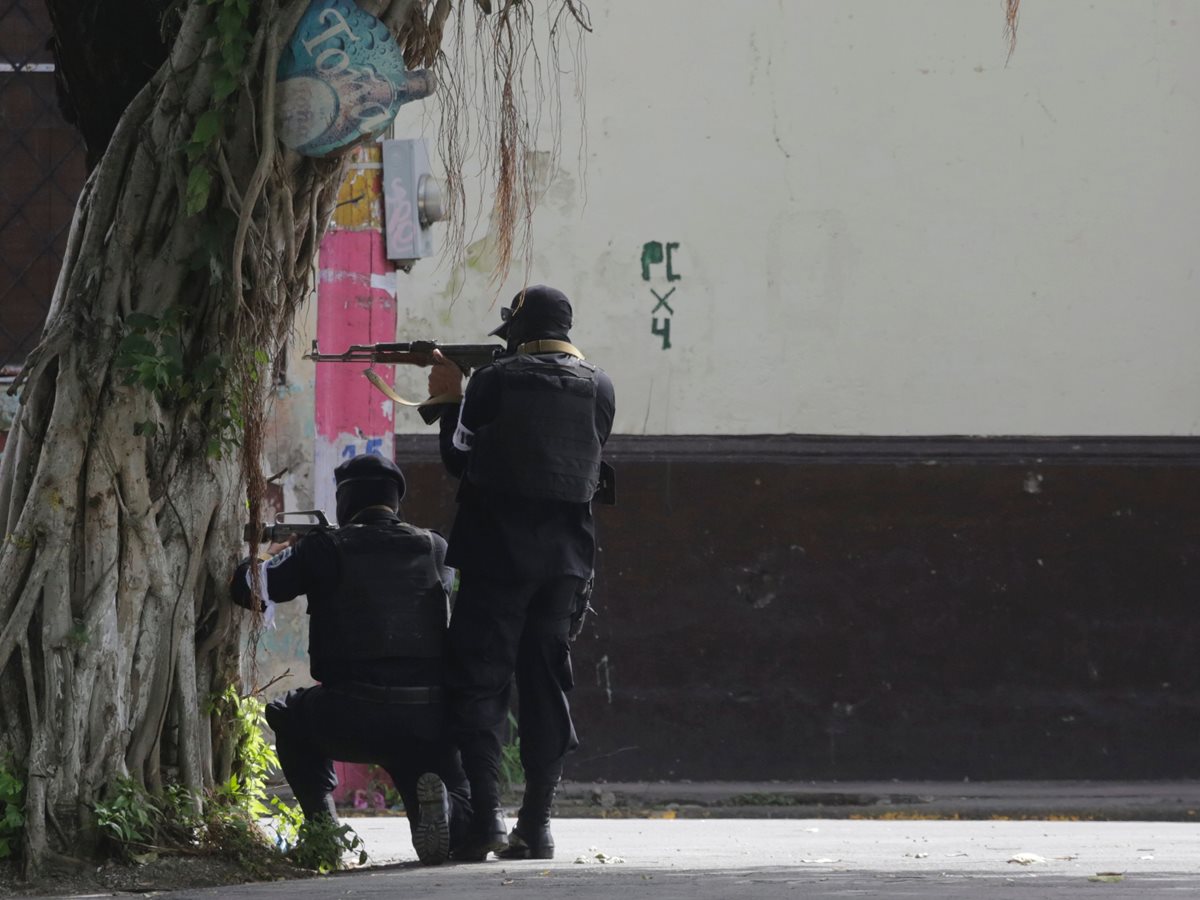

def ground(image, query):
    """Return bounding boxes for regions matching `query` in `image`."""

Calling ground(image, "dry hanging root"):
[1005,0,1020,62]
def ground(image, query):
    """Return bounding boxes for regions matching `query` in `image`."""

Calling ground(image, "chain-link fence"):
[0,0,86,376]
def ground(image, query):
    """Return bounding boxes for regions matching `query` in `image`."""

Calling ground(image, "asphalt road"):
[145,818,1200,899]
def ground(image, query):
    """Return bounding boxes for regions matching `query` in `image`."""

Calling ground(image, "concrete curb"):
[547,780,1200,822]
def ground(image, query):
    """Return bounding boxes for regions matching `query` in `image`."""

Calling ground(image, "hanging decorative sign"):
[276,0,436,158]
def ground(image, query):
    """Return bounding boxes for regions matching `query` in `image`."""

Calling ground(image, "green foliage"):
[184,0,254,217]
[209,686,278,819]
[213,690,366,871]
[288,816,367,874]
[94,779,159,852]
[67,620,90,647]
[499,710,523,793]
[114,310,245,456]
[267,794,303,847]
[88,687,339,874]
[119,0,269,459]
[266,796,365,873]
[0,758,24,860]
[201,804,283,878]
[185,165,213,216]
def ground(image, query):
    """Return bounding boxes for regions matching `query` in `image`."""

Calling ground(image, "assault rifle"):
[305,340,503,423]
[243,510,331,544]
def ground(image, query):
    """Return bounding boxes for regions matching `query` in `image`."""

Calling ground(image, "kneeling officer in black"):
[229,454,470,864]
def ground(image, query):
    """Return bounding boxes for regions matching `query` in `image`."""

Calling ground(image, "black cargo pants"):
[446,574,582,798]
[265,684,472,843]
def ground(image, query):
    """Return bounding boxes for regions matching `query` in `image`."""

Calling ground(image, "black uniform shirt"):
[436,352,616,582]
[230,508,455,686]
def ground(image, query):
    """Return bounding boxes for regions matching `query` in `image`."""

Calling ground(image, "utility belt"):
[330,682,444,705]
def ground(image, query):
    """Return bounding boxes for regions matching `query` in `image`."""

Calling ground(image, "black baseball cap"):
[489,284,573,339]
[334,453,406,501]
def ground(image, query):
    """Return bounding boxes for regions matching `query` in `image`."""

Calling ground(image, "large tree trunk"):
[1,0,575,873]
[0,0,432,875]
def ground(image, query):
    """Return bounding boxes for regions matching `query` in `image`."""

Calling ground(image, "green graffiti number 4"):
[651,317,671,349]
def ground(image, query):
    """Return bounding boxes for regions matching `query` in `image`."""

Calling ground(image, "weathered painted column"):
[312,143,400,808]
[314,143,397,517]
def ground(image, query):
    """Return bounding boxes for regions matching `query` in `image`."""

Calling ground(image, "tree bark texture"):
[0,0,447,873]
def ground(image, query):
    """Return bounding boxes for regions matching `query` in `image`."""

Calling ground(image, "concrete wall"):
[386,0,1200,437]
[250,2,1200,781]
[396,435,1200,781]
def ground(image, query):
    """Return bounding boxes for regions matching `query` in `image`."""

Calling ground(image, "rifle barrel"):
[306,342,501,368]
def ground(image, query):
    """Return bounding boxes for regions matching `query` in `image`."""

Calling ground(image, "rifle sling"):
[516,340,584,358]
[363,369,460,411]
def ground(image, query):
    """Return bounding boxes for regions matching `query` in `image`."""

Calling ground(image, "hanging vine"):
[1005,0,1021,62]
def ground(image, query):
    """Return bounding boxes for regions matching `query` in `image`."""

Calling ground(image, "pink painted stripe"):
[315,230,397,439]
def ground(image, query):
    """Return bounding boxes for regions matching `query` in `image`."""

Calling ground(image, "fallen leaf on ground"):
[574,849,625,864]
[1008,853,1047,865]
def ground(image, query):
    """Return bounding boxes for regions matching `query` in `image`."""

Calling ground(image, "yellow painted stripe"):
[329,144,384,231]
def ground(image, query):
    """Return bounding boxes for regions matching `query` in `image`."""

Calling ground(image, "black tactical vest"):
[466,354,603,503]
[307,521,448,679]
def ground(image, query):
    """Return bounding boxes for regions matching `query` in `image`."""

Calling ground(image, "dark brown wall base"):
[395,435,1200,782]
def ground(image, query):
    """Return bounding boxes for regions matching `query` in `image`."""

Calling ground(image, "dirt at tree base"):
[0,852,311,897]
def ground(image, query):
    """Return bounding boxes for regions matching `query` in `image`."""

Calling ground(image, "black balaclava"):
[335,478,400,526]
[333,455,406,525]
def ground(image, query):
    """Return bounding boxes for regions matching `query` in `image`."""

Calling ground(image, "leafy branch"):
[185,0,255,216]
[114,310,250,457]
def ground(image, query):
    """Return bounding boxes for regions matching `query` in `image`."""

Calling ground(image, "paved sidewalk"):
[14,789,1200,899]
[168,818,1200,899]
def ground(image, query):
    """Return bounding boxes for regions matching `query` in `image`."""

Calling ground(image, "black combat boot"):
[499,782,556,859]
[451,784,508,862]
[412,773,451,865]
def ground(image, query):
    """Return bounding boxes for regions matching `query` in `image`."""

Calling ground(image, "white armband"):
[244,545,294,629]
[452,407,475,452]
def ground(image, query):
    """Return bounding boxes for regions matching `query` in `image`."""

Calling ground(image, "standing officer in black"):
[229,454,471,865]
[426,284,615,861]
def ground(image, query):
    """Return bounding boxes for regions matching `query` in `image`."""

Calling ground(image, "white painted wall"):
[379,0,1200,437]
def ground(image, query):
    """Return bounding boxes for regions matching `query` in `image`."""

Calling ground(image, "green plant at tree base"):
[0,758,24,859]
[268,797,366,873]
[289,816,367,874]
[94,779,158,853]
[93,779,207,860]
[89,686,366,873]
[208,685,279,818]
[213,687,365,872]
